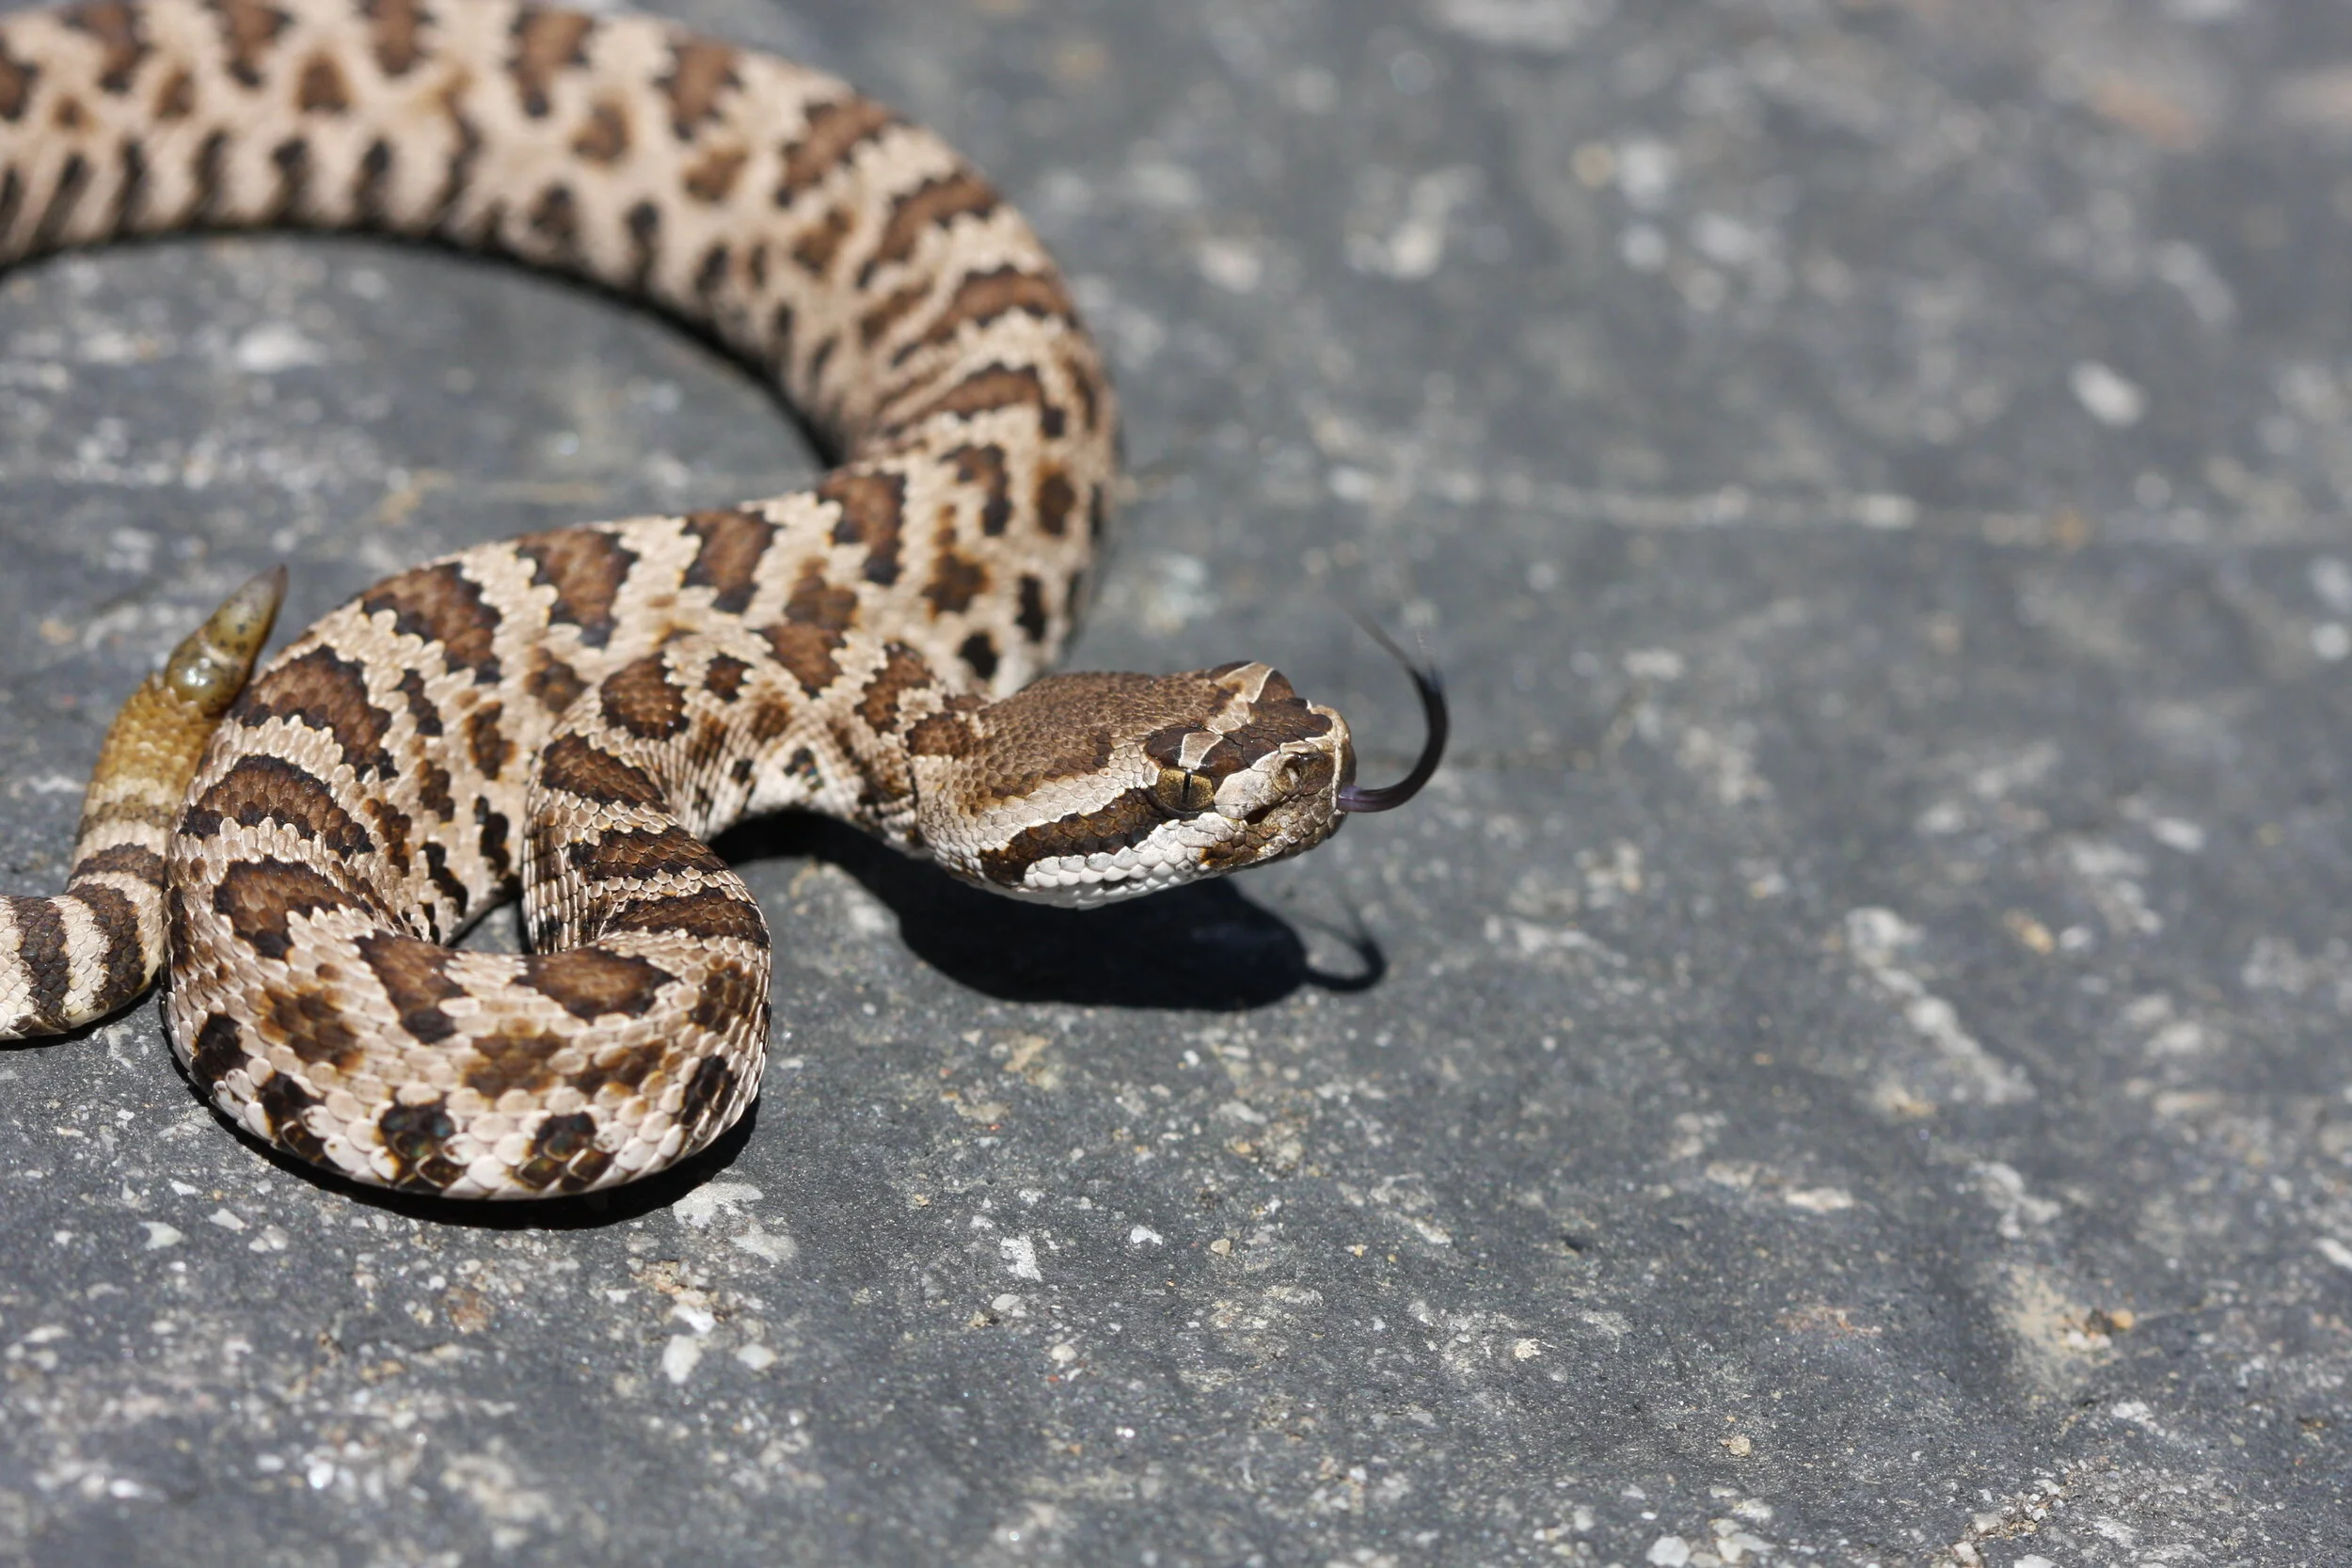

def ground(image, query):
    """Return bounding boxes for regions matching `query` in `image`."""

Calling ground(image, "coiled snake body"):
[0,0,1439,1198]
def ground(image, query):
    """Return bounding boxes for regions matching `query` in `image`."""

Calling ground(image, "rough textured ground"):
[1,0,2348,1562]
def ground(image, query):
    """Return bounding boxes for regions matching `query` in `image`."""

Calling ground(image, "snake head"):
[911,661,1359,907]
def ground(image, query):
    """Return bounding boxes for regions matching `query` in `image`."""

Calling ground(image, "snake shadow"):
[214,813,1383,1229]
[715,812,1384,1011]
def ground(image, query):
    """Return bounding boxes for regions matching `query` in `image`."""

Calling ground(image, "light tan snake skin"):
[0,0,1442,1198]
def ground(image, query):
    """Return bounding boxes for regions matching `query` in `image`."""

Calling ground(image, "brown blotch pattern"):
[979,793,1162,887]
[416,762,456,821]
[2,896,67,1029]
[473,797,513,879]
[907,363,1065,440]
[659,38,738,137]
[72,842,166,886]
[818,468,904,585]
[295,51,349,113]
[863,170,997,283]
[508,7,594,118]
[908,264,1073,355]
[258,1070,327,1165]
[676,1050,736,1128]
[906,708,978,759]
[529,182,580,260]
[1035,468,1075,537]
[63,2,149,95]
[465,703,511,780]
[513,1110,602,1190]
[680,508,774,614]
[517,528,636,647]
[362,562,503,682]
[360,0,426,77]
[623,197,659,285]
[362,799,413,879]
[604,886,766,945]
[358,930,464,1043]
[760,622,840,699]
[0,38,38,122]
[353,137,391,222]
[393,668,443,737]
[858,279,930,350]
[1016,575,1051,644]
[377,1099,463,1190]
[32,150,91,251]
[539,733,665,809]
[947,443,1012,534]
[924,538,988,617]
[187,753,375,857]
[189,1012,246,1091]
[778,94,894,195]
[239,646,396,779]
[571,97,629,162]
[267,982,360,1068]
[524,648,586,716]
[205,0,289,88]
[857,641,933,733]
[599,654,689,740]
[522,948,673,1020]
[69,883,144,1008]
[567,822,724,884]
[790,201,852,277]
[465,1025,563,1099]
[703,653,750,701]
[682,144,747,203]
[213,858,362,961]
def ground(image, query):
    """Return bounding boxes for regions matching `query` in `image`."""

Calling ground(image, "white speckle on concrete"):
[2317,1236,2352,1272]
[1128,1226,1164,1246]
[2312,557,2352,613]
[206,1209,245,1232]
[674,1181,764,1230]
[1974,1163,2061,1239]
[735,1343,778,1370]
[2071,360,2147,427]
[1845,909,2033,1103]
[230,323,326,373]
[1646,1534,1692,1566]
[660,1335,703,1385]
[731,1222,796,1264]
[1194,238,1263,293]
[1425,0,1616,54]
[1783,1187,1854,1214]
[140,1223,182,1251]
[1615,140,1678,212]
[1000,1235,1042,1281]
[1623,647,1685,681]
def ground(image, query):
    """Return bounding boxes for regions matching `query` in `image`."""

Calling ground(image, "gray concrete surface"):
[1,0,2349,1561]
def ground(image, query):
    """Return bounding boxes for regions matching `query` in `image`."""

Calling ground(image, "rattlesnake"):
[0,0,1442,1198]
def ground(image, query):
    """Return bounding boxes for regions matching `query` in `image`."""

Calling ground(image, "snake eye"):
[1149,767,1216,817]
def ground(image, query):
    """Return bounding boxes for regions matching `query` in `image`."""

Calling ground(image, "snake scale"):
[0,0,1441,1198]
